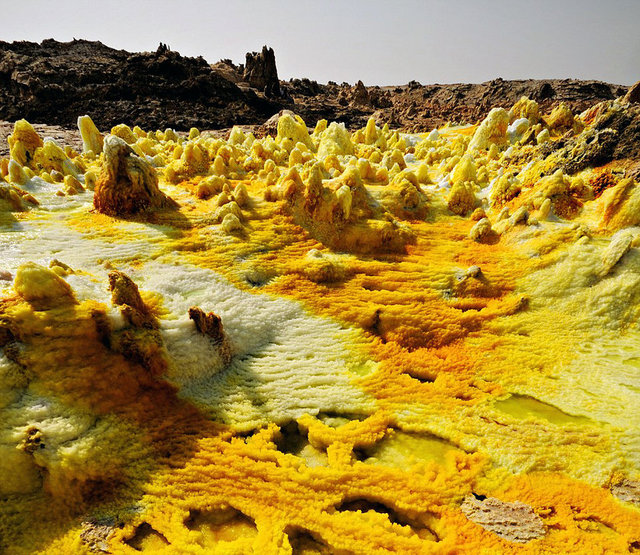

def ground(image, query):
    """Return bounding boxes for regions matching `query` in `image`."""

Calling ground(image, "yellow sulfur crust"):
[1,103,639,554]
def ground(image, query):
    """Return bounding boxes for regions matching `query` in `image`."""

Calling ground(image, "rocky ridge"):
[0,39,629,135]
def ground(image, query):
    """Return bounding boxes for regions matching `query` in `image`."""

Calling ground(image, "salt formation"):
[546,102,583,133]
[7,119,43,166]
[509,96,541,124]
[2,90,640,554]
[317,122,355,157]
[0,183,34,212]
[14,262,76,307]
[77,115,103,155]
[275,112,315,152]
[281,162,414,252]
[94,135,177,216]
[468,108,509,151]
[35,138,81,178]
[469,217,493,242]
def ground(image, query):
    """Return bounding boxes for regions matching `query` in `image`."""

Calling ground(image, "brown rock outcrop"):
[108,270,157,329]
[351,80,371,106]
[104,270,166,376]
[623,80,640,104]
[0,39,281,130]
[244,46,280,98]
[188,306,232,363]
[0,40,626,134]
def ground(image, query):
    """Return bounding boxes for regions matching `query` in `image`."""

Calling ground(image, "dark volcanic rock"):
[211,59,243,84]
[0,39,282,130]
[287,77,627,131]
[243,46,280,98]
[558,128,619,174]
[287,78,321,97]
[0,39,628,134]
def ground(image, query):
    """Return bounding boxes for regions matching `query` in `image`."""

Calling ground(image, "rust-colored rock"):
[0,39,281,131]
[94,135,177,216]
[623,80,640,104]
[211,59,243,84]
[106,271,166,376]
[188,307,224,342]
[188,306,232,363]
[0,40,625,135]
[108,270,157,329]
